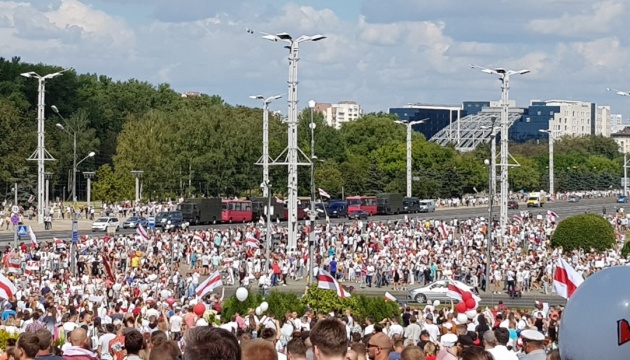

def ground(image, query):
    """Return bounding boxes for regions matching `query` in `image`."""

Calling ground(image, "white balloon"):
[255,307,263,316]
[260,301,269,312]
[160,289,170,300]
[456,314,468,324]
[465,310,477,319]
[560,266,630,360]
[236,287,249,302]
[112,284,121,292]
[433,300,440,307]
[281,323,293,337]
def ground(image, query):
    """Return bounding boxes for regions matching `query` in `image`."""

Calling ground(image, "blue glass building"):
[388,104,467,140]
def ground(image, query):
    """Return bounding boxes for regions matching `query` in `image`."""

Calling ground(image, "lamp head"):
[51,105,59,114]
[275,32,292,41]
[55,123,64,130]
[308,100,316,108]
[20,72,36,78]
[88,152,96,157]
[249,95,264,100]
[309,34,326,41]
[484,159,490,166]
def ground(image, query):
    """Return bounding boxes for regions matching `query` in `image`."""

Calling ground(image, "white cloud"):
[528,0,626,37]
[1,0,630,118]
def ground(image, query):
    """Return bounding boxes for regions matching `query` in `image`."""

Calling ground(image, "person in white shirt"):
[170,308,183,341]
[485,328,518,360]
[97,324,117,360]
[388,317,404,338]
[422,314,440,343]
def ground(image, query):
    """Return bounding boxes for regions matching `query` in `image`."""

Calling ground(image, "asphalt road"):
[0,197,619,243]
[217,281,566,308]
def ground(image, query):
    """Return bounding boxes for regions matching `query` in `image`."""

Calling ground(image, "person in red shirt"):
[271,261,281,286]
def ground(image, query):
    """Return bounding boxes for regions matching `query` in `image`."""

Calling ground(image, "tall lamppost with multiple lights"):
[250,94,283,197]
[471,65,529,238]
[256,31,326,250]
[21,70,65,224]
[481,117,499,196]
[484,158,493,292]
[539,129,555,197]
[395,119,427,197]
[52,106,95,276]
[308,99,317,285]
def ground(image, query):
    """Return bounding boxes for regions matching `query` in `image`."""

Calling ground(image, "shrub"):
[221,292,264,320]
[622,241,630,258]
[551,213,615,252]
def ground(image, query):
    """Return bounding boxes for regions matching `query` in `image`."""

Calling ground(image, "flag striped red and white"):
[318,188,331,199]
[102,254,115,282]
[28,195,34,203]
[0,273,17,300]
[7,258,21,274]
[546,210,559,223]
[317,269,351,298]
[446,279,481,304]
[196,271,223,298]
[245,236,260,248]
[275,196,285,204]
[553,258,584,299]
[136,223,150,241]
[512,215,523,224]
[53,238,66,249]
[29,227,37,247]
[192,233,204,242]
[438,222,448,239]
[259,216,265,225]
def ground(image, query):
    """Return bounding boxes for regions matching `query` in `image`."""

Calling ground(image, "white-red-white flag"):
[553,258,584,299]
[28,195,34,203]
[7,258,21,274]
[546,210,559,223]
[196,271,223,298]
[53,238,67,249]
[245,236,260,248]
[438,222,448,239]
[29,227,37,247]
[318,188,331,199]
[275,196,285,204]
[136,224,150,241]
[259,216,265,225]
[446,279,481,304]
[513,215,523,224]
[0,273,17,300]
[317,269,350,298]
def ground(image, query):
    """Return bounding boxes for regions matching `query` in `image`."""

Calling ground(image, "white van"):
[419,200,436,213]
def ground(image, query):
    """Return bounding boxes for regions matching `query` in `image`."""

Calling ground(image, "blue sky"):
[1,0,630,118]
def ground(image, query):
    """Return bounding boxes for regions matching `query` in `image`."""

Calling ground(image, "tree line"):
[0,57,623,203]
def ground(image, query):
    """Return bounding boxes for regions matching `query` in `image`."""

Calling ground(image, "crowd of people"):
[0,189,625,360]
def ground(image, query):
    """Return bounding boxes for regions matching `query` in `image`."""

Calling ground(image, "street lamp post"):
[250,94,283,197]
[395,119,427,197]
[131,171,144,204]
[607,88,630,195]
[471,65,529,239]
[52,106,95,276]
[539,129,555,197]
[83,172,96,208]
[254,31,326,250]
[21,70,65,224]
[308,99,317,285]
[481,118,499,197]
[484,159,493,293]
[260,181,272,273]
[44,172,53,213]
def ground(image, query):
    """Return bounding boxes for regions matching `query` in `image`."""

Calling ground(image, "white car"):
[91,217,120,232]
[407,279,477,304]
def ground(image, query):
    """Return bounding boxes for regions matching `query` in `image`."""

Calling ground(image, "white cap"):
[521,329,545,341]
[441,333,458,347]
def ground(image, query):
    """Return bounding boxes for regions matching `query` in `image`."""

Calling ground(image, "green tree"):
[509,156,541,192]
[551,214,616,251]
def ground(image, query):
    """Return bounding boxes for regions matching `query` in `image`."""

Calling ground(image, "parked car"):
[347,210,369,220]
[91,217,120,232]
[507,200,519,209]
[407,280,477,304]
[568,195,580,203]
[617,196,628,203]
[122,216,148,229]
